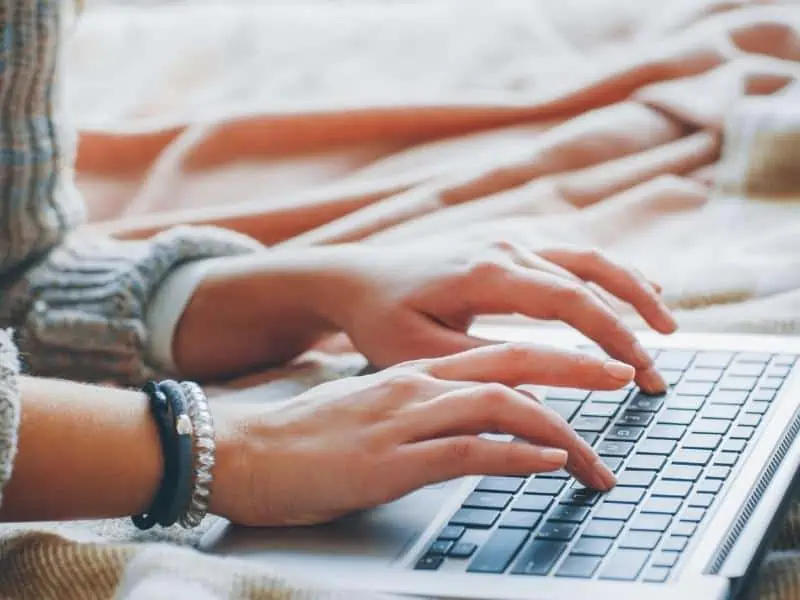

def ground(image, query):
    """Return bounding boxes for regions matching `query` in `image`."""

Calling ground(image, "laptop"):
[201,322,800,600]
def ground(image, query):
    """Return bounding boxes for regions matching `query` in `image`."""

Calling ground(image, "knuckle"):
[490,239,517,254]
[467,258,508,281]
[554,282,590,305]
[387,371,431,395]
[448,438,478,466]
[501,342,535,367]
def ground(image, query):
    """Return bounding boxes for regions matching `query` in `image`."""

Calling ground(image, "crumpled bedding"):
[52,0,800,596]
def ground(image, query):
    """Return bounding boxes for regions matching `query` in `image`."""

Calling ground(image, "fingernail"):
[540,448,569,468]
[638,366,667,394]
[593,460,617,490]
[633,342,654,367]
[603,360,635,382]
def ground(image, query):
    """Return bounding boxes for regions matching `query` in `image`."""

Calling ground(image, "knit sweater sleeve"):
[0,0,263,384]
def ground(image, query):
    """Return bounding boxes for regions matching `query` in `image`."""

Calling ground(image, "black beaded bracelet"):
[133,380,194,530]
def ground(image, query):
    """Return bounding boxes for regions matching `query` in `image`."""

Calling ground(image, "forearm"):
[0,378,161,522]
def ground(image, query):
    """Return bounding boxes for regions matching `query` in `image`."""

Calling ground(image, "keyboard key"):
[561,489,601,506]
[513,495,552,512]
[661,370,684,386]
[697,479,723,494]
[683,433,721,450]
[537,522,578,541]
[463,492,512,511]
[662,537,688,552]
[706,466,731,480]
[714,452,739,467]
[629,394,665,412]
[602,456,624,472]
[599,549,650,581]
[545,400,581,423]
[582,403,618,418]
[727,362,765,377]
[617,411,653,427]
[539,469,571,480]
[737,352,772,364]
[578,432,599,446]
[573,417,609,433]
[653,552,679,567]
[556,555,602,578]
[546,388,589,402]
[511,540,567,575]
[774,354,797,366]
[747,402,770,415]
[631,514,671,532]
[549,504,590,524]
[672,522,697,537]
[682,507,706,522]
[590,389,632,404]
[739,413,762,427]
[642,497,683,515]
[709,391,749,406]
[606,425,644,442]
[722,439,747,453]
[620,530,661,550]
[692,419,730,435]
[649,425,686,440]
[449,542,477,559]
[685,368,724,382]
[606,487,645,504]
[667,395,705,411]
[499,511,543,530]
[468,528,530,574]
[583,520,624,538]
[594,503,635,521]
[451,508,500,528]
[656,351,695,370]
[639,438,677,455]
[617,470,656,487]
[428,540,453,555]
[689,493,715,508]
[438,525,465,541]
[761,377,784,390]
[524,479,565,496]
[675,382,714,396]
[477,476,525,494]
[694,352,733,368]
[731,426,756,440]
[627,454,666,471]
[751,389,777,402]
[597,441,634,457]
[719,376,758,391]
[658,410,695,426]
[662,464,702,482]
[767,365,791,377]
[672,449,712,466]
[415,554,444,570]
[652,481,692,498]
[572,536,613,556]
[703,404,739,420]
[643,567,671,583]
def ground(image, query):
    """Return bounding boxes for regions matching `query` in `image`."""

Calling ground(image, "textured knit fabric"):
[0,0,261,384]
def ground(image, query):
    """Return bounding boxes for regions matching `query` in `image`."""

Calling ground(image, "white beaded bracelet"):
[179,381,216,528]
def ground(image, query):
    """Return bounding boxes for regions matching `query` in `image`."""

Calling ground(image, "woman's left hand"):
[309,241,675,394]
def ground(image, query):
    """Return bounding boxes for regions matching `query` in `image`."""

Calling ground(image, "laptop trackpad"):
[205,479,463,569]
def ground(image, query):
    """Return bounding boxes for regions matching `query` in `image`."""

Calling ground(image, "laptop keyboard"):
[413,348,798,582]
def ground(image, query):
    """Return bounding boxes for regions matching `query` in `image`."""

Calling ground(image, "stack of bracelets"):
[132,380,215,530]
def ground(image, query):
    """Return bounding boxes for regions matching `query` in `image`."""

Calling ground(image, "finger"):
[538,248,677,334]
[400,384,615,490]
[462,266,666,394]
[387,437,569,501]
[421,342,634,389]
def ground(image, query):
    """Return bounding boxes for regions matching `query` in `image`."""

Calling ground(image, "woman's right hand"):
[210,343,629,527]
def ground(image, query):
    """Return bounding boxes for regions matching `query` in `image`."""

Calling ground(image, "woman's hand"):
[309,242,675,394]
[211,344,627,527]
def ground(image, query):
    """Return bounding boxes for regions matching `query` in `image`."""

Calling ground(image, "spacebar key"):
[510,540,567,576]
[468,528,530,574]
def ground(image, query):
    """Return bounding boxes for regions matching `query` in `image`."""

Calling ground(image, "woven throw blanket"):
[14,0,800,598]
